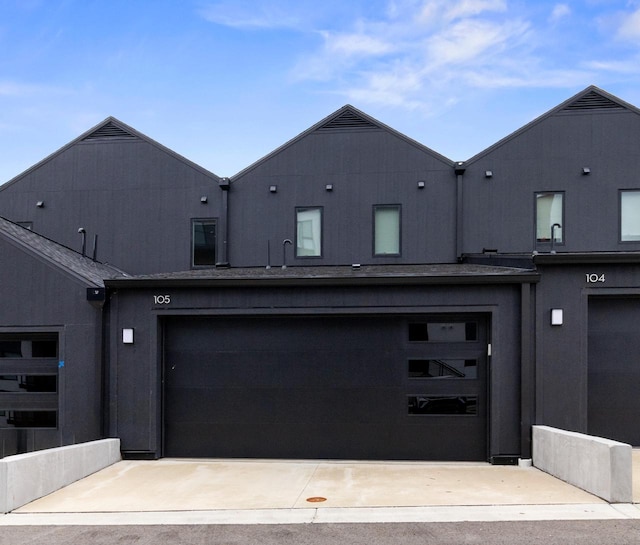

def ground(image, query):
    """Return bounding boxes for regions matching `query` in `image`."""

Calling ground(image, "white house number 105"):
[585,274,605,283]
[153,295,171,304]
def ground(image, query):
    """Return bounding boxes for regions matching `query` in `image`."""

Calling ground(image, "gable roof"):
[0,216,127,287]
[464,85,640,166]
[231,104,455,180]
[0,117,220,191]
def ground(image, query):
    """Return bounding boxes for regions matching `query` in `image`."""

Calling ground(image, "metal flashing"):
[105,263,540,289]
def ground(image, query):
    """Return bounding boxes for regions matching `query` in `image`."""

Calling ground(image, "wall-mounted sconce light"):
[269,185,277,193]
[550,309,564,326]
[325,184,333,191]
[485,170,493,178]
[582,167,591,175]
[36,201,44,208]
[122,328,134,344]
[200,196,208,203]
[417,180,425,189]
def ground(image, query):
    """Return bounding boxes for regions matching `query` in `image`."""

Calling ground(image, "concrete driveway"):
[13,459,604,513]
[3,454,640,524]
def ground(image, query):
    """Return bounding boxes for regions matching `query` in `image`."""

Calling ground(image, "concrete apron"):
[0,458,640,526]
[2,457,640,524]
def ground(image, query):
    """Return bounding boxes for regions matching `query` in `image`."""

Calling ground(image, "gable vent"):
[82,122,139,141]
[563,91,625,112]
[317,110,378,131]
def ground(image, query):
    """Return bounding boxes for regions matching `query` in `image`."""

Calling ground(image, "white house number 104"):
[585,274,605,283]
[153,295,171,304]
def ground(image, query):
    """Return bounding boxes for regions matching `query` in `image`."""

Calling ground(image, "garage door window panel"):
[0,333,59,429]
[0,410,57,428]
[407,395,478,415]
[408,322,478,342]
[409,358,478,379]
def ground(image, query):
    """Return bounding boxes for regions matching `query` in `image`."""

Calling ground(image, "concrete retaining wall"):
[0,438,121,513]
[532,426,632,503]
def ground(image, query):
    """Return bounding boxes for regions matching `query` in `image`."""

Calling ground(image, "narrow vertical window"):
[621,190,640,241]
[192,219,217,267]
[536,192,563,243]
[296,207,322,257]
[374,205,401,256]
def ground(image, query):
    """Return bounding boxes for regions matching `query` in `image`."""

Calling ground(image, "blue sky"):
[2,0,640,182]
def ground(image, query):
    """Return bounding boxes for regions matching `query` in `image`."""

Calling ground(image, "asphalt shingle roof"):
[107,263,538,288]
[0,216,127,286]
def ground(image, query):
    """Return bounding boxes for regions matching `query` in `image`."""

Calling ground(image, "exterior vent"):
[563,91,625,112]
[317,110,378,131]
[82,122,139,141]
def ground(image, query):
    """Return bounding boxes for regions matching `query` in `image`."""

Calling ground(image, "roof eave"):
[105,271,540,289]
[534,252,640,265]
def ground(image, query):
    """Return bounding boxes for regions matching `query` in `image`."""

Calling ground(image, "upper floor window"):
[296,207,322,257]
[535,192,563,244]
[374,205,401,256]
[620,190,640,242]
[0,333,58,358]
[192,219,217,267]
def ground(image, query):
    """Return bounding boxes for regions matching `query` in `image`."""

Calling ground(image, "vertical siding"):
[0,240,103,456]
[463,110,640,255]
[229,129,456,267]
[0,141,221,274]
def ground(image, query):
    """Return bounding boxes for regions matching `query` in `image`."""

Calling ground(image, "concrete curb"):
[532,426,632,503]
[0,439,121,513]
[1,504,639,525]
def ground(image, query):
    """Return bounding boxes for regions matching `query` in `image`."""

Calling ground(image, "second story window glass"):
[621,190,640,242]
[296,207,322,257]
[536,192,563,244]
[374,205,401,256]
[192,219,217,267]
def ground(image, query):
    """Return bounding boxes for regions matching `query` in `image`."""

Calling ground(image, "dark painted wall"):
[462,109,640,255]
[229,128,457,267]
[534,261,640,433]
[0,139,221,275]
[0,239,104,457]
[108,282,523,459]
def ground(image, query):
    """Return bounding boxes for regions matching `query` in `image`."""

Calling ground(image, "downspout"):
[454,162,466,261]
[520,281,535,460]
[216,177,231,268]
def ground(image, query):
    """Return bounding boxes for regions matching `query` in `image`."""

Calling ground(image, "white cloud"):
[616,8,640,42]
[425,18,529,67]
[442,0,507,22]
[549,4,571,23]
[413,0,506,25]
[0,80,69,97]
[294,2,533,110]
[198,2,305,30]
[322,30,395,56]
[583,58,640,74]
[203,0,640,117]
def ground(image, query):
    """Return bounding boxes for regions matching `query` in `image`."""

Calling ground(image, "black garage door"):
[588,297,640,445]
[163,314,487,460]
